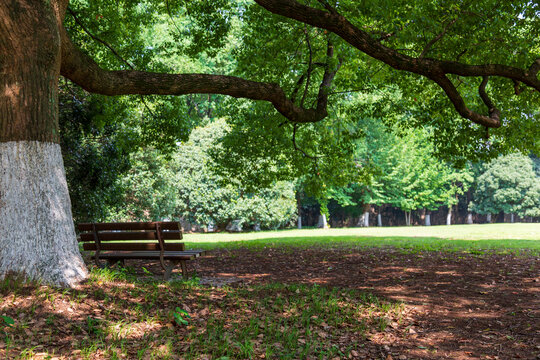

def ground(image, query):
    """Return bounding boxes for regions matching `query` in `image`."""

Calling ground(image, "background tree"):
[470,154,540,221]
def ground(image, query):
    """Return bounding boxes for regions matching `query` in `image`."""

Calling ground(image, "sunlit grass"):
[184,223,540,242]
[1,269,405,359]
[182,223,540,254]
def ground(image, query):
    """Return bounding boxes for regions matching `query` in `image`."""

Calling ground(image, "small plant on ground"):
[0,315,14,337]
[172,307,191,326]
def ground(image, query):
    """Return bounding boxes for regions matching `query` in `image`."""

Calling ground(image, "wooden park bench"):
[78,222,206,280]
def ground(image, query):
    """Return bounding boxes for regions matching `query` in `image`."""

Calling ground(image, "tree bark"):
[486,213,492,223]
[357,204,370,227]
[446,206,452,225]
[0,0,87,286]
[0,142,87,286]
[510,213,515,223]
[377,213,382,227]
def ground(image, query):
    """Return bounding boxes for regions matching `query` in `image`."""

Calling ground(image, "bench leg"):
[106,258,125,267]
[164,260,180,281]
[163,260,189,280]
[180,261,188,278]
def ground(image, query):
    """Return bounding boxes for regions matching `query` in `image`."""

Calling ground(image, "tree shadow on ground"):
[0,245,538,359]
[188,246,539,359]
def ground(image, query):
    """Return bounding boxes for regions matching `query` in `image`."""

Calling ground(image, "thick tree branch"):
[478,76,500,122]
[433,74,500,128]
[316,39,342,114]
[67,7,163,119]
[254,0,540,128]
[60,28,327,124]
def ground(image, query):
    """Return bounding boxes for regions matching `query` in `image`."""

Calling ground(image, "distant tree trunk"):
[363,211,370,227]
[486,213,492,223]
[363,204,370,227]
[317,214,328,229]
[377,207,382,227]
[466,213,473,224]
[0,2,87,287]
[425,211,431,226]
[296,193,302,229]
[357,214,364,226]
[510,213,515,223]
[405,211,412,226]
[446,206,452,225]
[357,204,370,227]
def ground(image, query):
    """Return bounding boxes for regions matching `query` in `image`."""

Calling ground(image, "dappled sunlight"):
[1,245,537,359]
[193,246,539,359]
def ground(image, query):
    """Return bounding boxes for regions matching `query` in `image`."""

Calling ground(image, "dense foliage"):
[58,1,539,228]
[470,154,540,218]
[107,120,298,230]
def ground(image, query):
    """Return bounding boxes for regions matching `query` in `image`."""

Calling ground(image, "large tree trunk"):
[0,1,88,287]
[446,206,452,225]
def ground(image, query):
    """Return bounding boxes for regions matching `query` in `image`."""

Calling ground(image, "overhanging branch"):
[60,28,328,124]
[253,0,540,128]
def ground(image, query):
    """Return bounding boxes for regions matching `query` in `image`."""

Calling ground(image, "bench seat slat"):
[79,230,182,242]
[78,222,180,232]
[96,250,205,260]
[82,242,186,251]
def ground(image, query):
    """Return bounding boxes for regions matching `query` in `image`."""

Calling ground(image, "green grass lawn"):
[183,223,540,254]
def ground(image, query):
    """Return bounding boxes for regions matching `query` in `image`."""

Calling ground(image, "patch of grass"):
[181,224,540,255]
[1,268,404,359]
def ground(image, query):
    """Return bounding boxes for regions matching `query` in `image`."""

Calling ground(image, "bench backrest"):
[78,222,184,252]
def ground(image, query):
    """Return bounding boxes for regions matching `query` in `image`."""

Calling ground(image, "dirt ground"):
[178,247,540,359]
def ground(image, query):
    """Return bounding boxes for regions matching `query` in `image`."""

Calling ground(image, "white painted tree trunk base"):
[0,141,88,287]
[317,214,328,229]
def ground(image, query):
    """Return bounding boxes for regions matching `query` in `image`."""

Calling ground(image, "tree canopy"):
[59,0,539,155]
